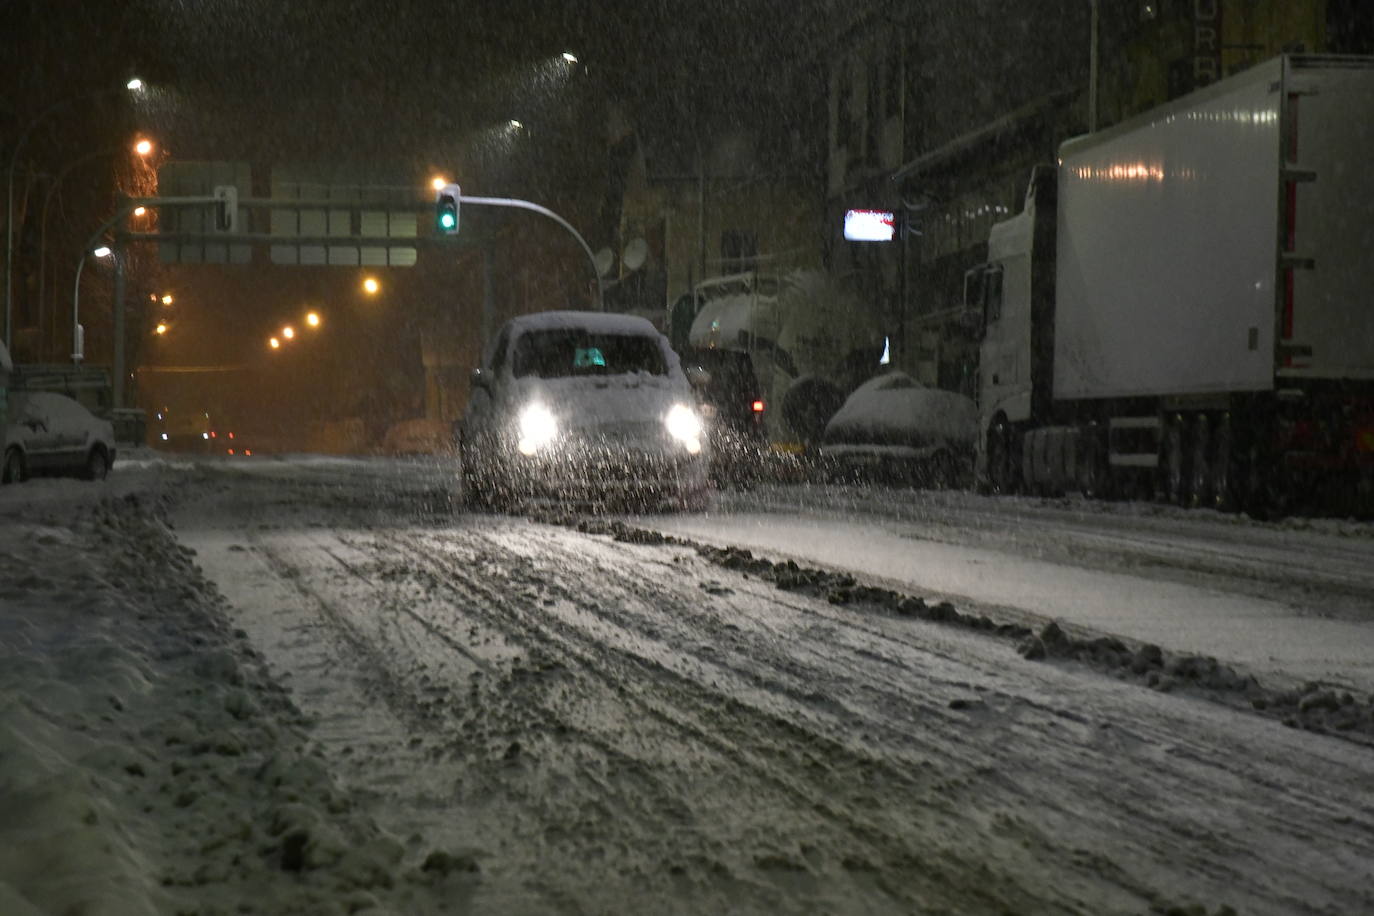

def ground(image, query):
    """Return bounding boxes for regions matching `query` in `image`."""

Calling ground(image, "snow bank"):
[0,475,462,914]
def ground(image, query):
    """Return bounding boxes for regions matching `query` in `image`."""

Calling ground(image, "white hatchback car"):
[3,391,117,483]
[458,311,709,510]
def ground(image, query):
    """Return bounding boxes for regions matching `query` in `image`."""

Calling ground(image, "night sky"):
[2,0,839,443]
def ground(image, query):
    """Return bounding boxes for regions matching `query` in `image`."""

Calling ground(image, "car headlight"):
[664,404,703,454]
[517,403,558,455]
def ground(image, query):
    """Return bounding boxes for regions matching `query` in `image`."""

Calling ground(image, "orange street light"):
[268,337,280,350]
[430,176,447,191]
[154,322,168,335]
[160,293,173,305]
[305,311,321,328]
[134,138,153,156]
[282,325,295,340]
[133,206,147,217]
[362,276,380,295]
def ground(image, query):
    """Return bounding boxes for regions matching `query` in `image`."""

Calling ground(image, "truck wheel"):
[2,447,24,484]
[1209,415,1236,512]
[1160,418,1187,506]
[987,422,1015,495]
[1077,428,1110,499]
[1187,415,1211,509]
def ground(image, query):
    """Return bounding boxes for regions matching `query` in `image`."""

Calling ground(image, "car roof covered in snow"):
[505,310,664,339]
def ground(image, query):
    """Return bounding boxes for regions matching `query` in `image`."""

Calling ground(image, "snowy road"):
[168,456,1374,915]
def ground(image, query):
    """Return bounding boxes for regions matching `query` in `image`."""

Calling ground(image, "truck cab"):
[966,166,1057,491]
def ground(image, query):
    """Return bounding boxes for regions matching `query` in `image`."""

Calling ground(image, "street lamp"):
[68,245,114,361]
[430,176,448,191]
[282,325,295,340]
[160,293,173,306]
[269,336,281,350]
[361,276,380,295]
[305,311,321,328]
[37,137,157,355]
[5,78,146,346]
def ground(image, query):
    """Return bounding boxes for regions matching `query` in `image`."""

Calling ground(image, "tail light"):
[751,400,765,414]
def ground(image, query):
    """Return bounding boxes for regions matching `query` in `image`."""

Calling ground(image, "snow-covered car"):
[820,371,976,488]
[2,391,117,483]
[458,311,710,510]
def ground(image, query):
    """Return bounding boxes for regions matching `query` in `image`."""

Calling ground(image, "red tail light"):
[751,400,765,414]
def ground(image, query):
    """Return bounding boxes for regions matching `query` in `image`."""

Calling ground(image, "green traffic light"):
[439,211,456,230]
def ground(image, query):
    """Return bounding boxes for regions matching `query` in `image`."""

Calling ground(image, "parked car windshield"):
[511,330,667,379]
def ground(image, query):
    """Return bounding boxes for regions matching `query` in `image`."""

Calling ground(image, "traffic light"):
[212,185,238,233]
[435,183,460,235]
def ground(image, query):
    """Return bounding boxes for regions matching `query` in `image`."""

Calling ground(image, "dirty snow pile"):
[0,470,462,915]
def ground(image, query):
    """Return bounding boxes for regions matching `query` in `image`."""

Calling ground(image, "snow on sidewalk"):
[637,510,1374,693]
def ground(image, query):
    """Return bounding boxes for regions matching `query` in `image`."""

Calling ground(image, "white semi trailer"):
[965,55,1374,512]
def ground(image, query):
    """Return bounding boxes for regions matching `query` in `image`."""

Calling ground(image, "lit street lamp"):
[36,137,157,355]
[5,78,146,346]
[282,325,295,340]
[269,337,281,350]
[68,245,115,361]
[305,311,321,328]
[160,293,173,306]
[361,276,380,295]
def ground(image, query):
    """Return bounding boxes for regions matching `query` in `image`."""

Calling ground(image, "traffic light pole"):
[68,193,603,407]
[457,196,604,311]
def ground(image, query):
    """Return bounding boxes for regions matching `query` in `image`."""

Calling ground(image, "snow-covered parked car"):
[3,391,117,483]
[457,311,710,510]
[821,371,976,488]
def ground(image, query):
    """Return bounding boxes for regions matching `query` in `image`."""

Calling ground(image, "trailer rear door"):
[1283,57,1374,381]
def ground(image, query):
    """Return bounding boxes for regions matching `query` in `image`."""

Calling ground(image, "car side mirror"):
[470,368,491,390]
[685,366,711,390]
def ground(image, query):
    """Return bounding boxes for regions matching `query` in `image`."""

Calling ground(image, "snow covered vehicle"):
[675,270,885,465]
[820,370,977,488]
[457,311,709,510]
[3,391,117,483]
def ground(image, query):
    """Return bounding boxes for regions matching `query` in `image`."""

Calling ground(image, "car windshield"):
[511,330,667,379]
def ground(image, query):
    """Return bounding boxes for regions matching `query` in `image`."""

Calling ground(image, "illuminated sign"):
[843,209,896,242]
